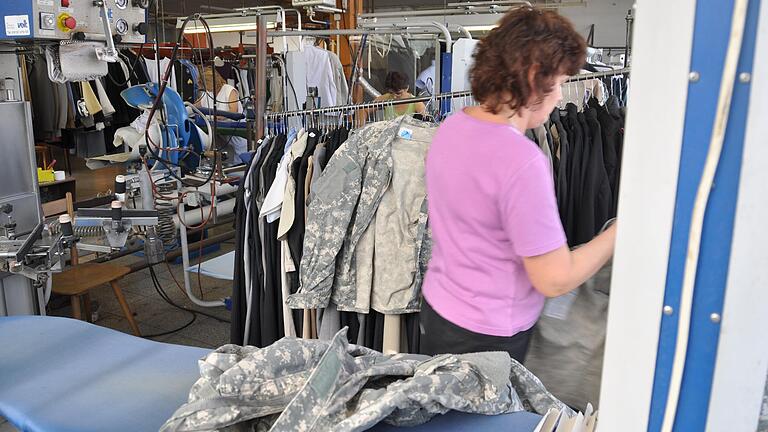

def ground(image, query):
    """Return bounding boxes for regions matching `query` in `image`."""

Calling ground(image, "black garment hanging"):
[404,312,421,354]
[175,60,198,103]
[231,156,258,346]
[105,62,140,126]
[563,104,583,245]
[584,107,613,235]
[287,129,321,286]
[573,111,597,246]
[589,98,621,218]
[320,129,338,170]
[550,110,570,228]
[325,127,349,163]
[606,95,625,216]
[27,55,60,141]
[260,135,288,346]
[340,312,361,345]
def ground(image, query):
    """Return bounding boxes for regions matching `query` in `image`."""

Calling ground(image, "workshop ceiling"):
[159,0,296,18]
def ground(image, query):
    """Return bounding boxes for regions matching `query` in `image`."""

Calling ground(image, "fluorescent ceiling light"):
[180,16,276,34]
[462,25,498,32]
[186,23,254,34]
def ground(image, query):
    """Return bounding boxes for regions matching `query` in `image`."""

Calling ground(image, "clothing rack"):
[566,67,631,82]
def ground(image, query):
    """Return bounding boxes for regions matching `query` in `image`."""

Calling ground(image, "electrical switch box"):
[0,0,148,43]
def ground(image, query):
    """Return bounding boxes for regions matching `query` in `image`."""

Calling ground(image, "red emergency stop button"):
[61,0,70,7]
[63,16,76,30]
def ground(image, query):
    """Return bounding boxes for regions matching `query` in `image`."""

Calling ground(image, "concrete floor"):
[48,242,235,349]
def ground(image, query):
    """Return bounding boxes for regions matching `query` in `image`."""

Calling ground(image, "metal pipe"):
[255,14,268,137]
[127,231,235,273]
[446,0,531,7]
[358,1,584,20]
[180,221,224,307]
[267,28,444,37]
[232,6,288,52]
[174,198,237,228]
[358,76,382,98]
[359,21,453,52]
[284,8,303,31]
[455,25,472,39]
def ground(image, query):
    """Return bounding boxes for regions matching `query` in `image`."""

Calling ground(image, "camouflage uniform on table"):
[161,329,571,432]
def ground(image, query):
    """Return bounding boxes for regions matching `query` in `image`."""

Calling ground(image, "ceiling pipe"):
[454,25,472,39]
[359,21,453,52]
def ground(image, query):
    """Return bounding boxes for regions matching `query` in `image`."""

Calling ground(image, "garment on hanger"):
[301,40,338,108]
[287,116,436,314]
[27,54,60,141]
[328,51,349,106]
[144,56,177,90]
[583,107,613,235]
[94,79,116,117]
[176,59,199,103]
[105,60,141,126]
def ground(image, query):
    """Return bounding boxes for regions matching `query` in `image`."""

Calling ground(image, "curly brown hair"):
[470,7,586,114]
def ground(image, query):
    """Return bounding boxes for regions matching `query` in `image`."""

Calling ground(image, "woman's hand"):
[523,224,617,297]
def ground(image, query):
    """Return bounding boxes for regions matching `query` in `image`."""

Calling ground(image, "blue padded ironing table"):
[0,316,541,432]
[0,316,208,432]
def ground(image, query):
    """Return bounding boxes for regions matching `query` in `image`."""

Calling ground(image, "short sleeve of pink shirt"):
[422,110,567,337]
[501,155,568,257]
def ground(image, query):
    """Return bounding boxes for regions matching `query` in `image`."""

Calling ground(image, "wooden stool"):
[52,263,141,336]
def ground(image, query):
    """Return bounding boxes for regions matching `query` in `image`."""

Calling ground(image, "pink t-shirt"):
[422,109,567,337]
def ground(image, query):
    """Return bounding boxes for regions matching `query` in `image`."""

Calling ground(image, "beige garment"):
[302,309,312,339]
[94,79,116,116]
[535,125,553,170]
[81,82,103,115]
[550,123,561,159]
[559,78,607,109]
[280,241,297,337]
[382,314,401,355]
[20,56,32,102]
[369,129,432,314]
[310,309,318,339]
[277,130,311,239]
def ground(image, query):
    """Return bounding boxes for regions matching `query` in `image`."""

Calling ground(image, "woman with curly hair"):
[419,7,617,361]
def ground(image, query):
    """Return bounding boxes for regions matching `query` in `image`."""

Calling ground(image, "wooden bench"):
[52,263,140,336]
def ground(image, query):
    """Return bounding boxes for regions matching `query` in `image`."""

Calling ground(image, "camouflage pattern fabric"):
[161,329,570,432]
[287,116,436,312]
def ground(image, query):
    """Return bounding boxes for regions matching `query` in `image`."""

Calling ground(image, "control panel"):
[0,0,148,43]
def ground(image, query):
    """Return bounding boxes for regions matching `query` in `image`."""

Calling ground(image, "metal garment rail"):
[566,67,631,82]
[264,90,473,120]
[263,67,630,121]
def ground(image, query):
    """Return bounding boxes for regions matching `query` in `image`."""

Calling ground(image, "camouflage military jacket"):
[286,116,436,312]
[160,329,570,432]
